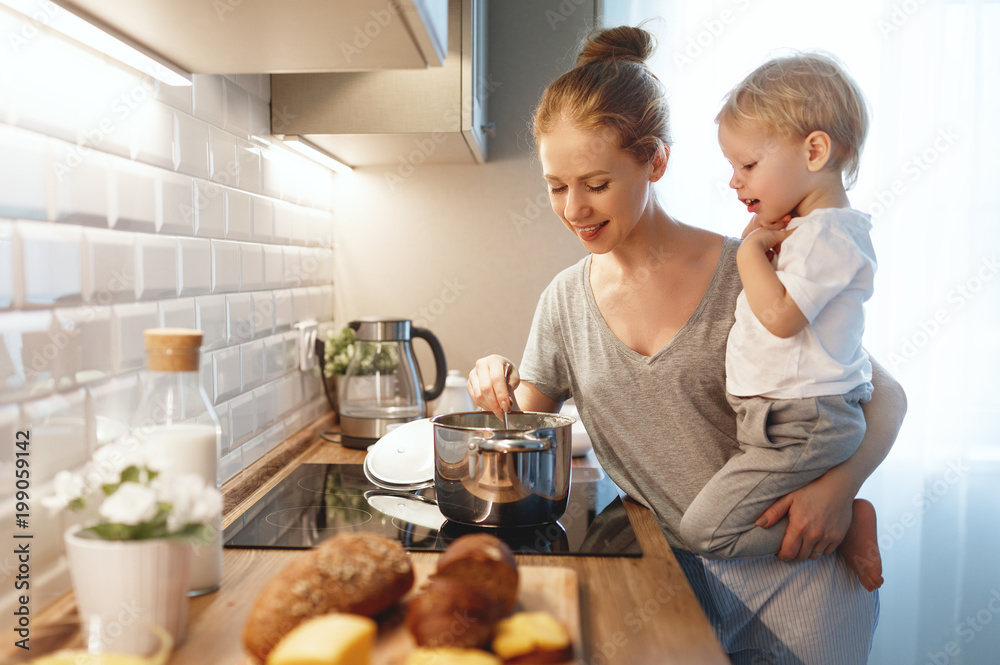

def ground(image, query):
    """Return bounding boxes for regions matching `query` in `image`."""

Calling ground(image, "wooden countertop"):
[48,412,732,664]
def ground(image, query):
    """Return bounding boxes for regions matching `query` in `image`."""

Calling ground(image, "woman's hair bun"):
[576,26,654,67]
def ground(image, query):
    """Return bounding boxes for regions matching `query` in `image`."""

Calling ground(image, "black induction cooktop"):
[223,463,641,557]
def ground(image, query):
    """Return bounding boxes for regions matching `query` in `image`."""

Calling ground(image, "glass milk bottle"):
[133,328,222,596]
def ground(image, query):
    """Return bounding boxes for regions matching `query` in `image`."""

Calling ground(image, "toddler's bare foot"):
[839,499,883,592]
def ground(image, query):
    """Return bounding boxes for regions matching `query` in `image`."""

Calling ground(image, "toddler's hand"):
[742,214,793,259]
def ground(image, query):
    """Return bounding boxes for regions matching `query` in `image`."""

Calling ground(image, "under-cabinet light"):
[282,136,354,174]
[1,0,191,86]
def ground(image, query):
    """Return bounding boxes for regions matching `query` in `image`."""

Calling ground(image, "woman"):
[468,26,906,664]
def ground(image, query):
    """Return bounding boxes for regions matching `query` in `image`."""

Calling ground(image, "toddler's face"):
[718,121,812,224]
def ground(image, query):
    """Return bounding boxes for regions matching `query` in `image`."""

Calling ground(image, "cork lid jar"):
[144,328,204,372]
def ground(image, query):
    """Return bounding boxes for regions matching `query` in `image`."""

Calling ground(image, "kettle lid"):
[350,317,412,341]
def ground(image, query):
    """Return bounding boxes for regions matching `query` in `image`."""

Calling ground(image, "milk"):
[145,423,222,595]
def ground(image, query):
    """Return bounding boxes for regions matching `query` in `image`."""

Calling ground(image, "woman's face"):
[538,120,662,253]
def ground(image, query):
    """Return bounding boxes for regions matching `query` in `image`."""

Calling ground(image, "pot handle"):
[474,434,553,453]
[412,327,447,402]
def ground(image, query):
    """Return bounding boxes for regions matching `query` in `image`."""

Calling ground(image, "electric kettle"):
[339,318,447,449]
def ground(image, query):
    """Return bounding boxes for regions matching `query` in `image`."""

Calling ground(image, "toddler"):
[679,52,883,591]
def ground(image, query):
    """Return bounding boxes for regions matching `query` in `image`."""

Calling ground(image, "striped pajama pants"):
[673,548,879,664]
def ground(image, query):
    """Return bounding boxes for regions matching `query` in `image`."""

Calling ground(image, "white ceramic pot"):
[64,525,193,646]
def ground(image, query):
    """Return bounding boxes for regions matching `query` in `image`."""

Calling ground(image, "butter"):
[265,614,377,665]
[492,611,571,660]
[405,648,501,665]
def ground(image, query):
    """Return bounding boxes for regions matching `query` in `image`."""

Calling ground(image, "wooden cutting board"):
[371,561,582,664]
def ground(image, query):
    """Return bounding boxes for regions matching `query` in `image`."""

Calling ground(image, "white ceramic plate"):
[365,418,435,485]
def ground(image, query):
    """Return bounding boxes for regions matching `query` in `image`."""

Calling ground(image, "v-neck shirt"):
[520,236,743,548]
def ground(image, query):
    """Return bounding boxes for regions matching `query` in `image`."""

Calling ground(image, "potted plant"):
[43,441,222,645]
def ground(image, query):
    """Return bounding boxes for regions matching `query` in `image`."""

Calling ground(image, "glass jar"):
[132,328,222,596]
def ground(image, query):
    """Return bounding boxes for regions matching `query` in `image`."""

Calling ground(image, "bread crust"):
[243,533,414,661]
[436,534,519,615]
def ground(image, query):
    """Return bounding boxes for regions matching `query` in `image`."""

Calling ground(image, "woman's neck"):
[598,202,685,278]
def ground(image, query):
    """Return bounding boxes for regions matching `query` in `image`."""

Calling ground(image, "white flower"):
[98,482,160,526]
[41,471,86,513]
[155,474,221,532]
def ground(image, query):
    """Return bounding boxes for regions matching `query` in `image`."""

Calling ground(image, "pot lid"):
[365,418,435,486]
[364,491,446,531]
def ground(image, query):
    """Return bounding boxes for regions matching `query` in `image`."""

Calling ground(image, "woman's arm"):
[467,355,560,420]
[757,356,907,560]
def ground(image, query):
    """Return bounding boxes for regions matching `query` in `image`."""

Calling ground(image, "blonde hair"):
[716,52,869,188]
[532,26,671,166]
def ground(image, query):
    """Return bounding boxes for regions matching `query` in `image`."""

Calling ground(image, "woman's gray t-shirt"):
[520,237,743,549]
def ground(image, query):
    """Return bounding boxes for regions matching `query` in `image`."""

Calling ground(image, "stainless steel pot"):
[430,411,575,527]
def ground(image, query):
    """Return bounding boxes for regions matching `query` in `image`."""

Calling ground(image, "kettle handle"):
[412,327,447,402]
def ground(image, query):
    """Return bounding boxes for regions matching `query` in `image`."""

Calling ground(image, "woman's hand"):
[756,467,854,561]
[467,355,518,420]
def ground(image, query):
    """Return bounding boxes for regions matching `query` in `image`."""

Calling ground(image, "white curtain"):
[601,1,1000,662]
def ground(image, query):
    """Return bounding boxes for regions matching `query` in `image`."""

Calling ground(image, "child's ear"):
[804,131,832,172]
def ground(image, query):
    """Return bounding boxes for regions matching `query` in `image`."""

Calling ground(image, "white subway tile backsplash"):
[223,79,251,136]
[111,161,157,232]
[209,127,238,185]
[156,79,193,116]
[111,302,158,374]
[228,391,255,448]
[241,431,267,467]
[177,237,212,298]
[0,221,12,309]
[173,111,210,180]
[18,221,83,309]
[272,201,295,245]
[253,383,275,431]
[317,285,334,322]
[21,389,89,486]
[226,293,253,345]
[0,27,339,622]
[54,306,113,389]
[290,288,311,324]
[195,180,227,238]
[136,234,178,300]
[212,346,241,404]
[273,290,293,332]
[252,292,273,338]
[0,311,55,400]
[87,373,140,448]
[195,295,227,351]
[262,245,283,290]
[211,240,240,293]
[220,446,242,482]
[192,75,225,128]
[159,173,195,236]
[240,244,263,292]
[264,335,287,382]
[237,140,261,194]
[0,125,47,220]
[226,189,252,241]
[158,298,196,330]
[240,340,264,392]
[83,227,135,305]
[130,100,175,171]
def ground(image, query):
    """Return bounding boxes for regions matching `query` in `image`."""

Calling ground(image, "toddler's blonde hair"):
[716,52,869,188]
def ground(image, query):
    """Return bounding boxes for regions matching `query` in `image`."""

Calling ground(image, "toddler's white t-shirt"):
[725,207,876,399]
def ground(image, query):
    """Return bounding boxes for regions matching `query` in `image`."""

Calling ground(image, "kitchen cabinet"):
[52,0,448,73]
[270,0,489,167]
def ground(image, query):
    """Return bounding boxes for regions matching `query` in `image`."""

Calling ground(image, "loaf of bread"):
[406,647,503,665]
[243,533,414,661]
[435,534,519,615]
[264,613,376,665]
[492,611,572,664]
[406,577,500,648]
